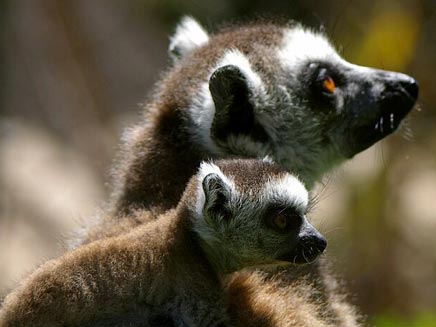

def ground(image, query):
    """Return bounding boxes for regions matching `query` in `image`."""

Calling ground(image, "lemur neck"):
[176,204,241,276]
[278,145,343,192]
[172,205,231,280]
[198,238,242,276]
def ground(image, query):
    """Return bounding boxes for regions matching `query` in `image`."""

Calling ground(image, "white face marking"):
[261,174,308,213]
[194,162,236,219]
[188,83,219,154]
[169,16,209,60]
[278,28,341,71]
[216,49,265,91]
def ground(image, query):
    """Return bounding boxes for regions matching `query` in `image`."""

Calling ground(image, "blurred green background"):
[0,0,435,325]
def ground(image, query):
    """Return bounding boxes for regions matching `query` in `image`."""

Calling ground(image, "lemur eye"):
[322,76,336,94]
[265,206,302,233]
[273,214,288,230]
[314,67,337,97]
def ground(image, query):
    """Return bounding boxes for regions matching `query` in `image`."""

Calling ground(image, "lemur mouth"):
[346,78,418,157]
[279,236,327,264]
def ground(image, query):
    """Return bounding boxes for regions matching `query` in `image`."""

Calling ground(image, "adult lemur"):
[102,17,417,219]
[0,159,326,327]
[2,17,418,327]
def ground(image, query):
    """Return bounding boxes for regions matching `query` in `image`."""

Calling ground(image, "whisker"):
[323,226,346,236]
[302,249,309,263]
[309,246,315,256]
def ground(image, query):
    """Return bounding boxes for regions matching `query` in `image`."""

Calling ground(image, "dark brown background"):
[1,1,435,325]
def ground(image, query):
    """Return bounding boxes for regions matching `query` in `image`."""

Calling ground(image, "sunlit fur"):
[0,159,324,327]
[52,16,415,327]
[66,17,378,327]
[226,267,362,327]
[169,16,209,61]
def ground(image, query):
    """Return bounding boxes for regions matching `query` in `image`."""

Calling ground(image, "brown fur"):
[227,261,362,327]
[1,21,364,327]
[77,22,363,327]
[0,184,227,327]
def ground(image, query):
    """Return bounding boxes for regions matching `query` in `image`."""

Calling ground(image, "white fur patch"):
[188,82,220,154]
[195,162,236,218]
[262,174,308,213]
[262,155,274,164]
[278,28,340,70]
[216,49,264,91]
[169,16,209,60]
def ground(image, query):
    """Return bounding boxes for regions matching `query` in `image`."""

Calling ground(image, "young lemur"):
[0,159,327,327]
[69,17,417,326]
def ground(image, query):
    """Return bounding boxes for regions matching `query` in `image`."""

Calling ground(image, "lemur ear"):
[209,65,269,142]
[169,16,209,61]
[202,173,232,220]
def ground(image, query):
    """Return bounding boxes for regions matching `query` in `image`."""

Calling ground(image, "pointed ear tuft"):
[169,16,209,61]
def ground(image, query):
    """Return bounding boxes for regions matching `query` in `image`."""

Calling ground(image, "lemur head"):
[184,159,326,274]
[169,17,418,188]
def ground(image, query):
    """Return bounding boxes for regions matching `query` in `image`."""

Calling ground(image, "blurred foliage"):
[374,313,436,327]
[354,3,421,70]
[0,0,435,325]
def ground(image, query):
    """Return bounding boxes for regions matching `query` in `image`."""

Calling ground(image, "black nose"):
[283,233,327,264]
[301,234,327,254]
[314,235,327,253]
[401,77,419,100]
[383,74,419,104]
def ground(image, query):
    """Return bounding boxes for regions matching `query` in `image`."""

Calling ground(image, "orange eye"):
[322,76,336,93]
[273,214,288,230]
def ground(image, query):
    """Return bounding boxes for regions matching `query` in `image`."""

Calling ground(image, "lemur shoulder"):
[0,159,326,327]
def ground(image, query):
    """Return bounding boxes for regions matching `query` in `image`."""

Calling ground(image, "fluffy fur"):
[2,17,417,327]
[226,262,362,327]
[0,159,325,327]
[74,17,417,327]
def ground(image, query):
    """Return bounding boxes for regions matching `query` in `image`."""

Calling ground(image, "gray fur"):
[78,18,416,327]
[1,17,417,327]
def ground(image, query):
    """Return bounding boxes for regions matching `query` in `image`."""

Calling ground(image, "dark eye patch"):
[302,61,345,110]
[313,66,341,92]
[263,204,302,234]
